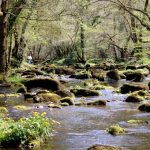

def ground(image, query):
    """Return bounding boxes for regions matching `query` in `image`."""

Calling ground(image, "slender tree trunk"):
[80,24,86,62]
[0,0,8,82]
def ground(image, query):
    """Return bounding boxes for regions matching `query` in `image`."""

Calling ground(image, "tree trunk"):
[0,0,8,82]
[80,24,86,63]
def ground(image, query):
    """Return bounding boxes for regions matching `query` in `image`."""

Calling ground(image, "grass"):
[7,74,25,84]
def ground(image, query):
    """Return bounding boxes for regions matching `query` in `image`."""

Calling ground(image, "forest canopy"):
[0,0,150,79]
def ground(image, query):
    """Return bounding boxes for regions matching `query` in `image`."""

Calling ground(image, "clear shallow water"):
[0,76,150,150]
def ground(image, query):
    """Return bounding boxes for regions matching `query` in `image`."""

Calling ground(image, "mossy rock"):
[137,65,150,71]
[91,69,105,81]
[71,88,100,97]
[60,97,74,105]
[24,93,36,99]
[125,94,143,103]
[126,65,137,70]
[48,103,62,109]
[54,67,75,75]
[37,93,61,103]
[138,103,150,112]
[36,90,50,95]
[24,78,63,91]
[119,73,126,79]
[21,70,36,76]
[120,83,148,94]
[55,90,75,98]
[13,105,30,110]
[0,94,5,99]
[70,71,92,79]
[87,100,106,106]
[0,107,8,113]
[61,102,70,106]
[132,90,147,97]
[106,70,120,81]
[127,119,148,124]
[125,72,145,82]
[87,144,125,150]
[74,63,85,69]
[106,124,125,136]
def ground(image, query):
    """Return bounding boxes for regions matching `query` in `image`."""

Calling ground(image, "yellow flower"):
[41,112,47,116]
[32,111,39,116]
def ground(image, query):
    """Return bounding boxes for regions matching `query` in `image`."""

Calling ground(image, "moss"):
[120,83,148,94]
[7,94,21,98]
[106,124,125,136]
[13,105,30,110]
[0,107,8,113]
[132,90,148,97]
[127,119,148,124]
[125,94,143,103]
[87,100,106,106]
[138,102,150,112]
[37,93,61,103]
[88,144,124,150]
[71,88,100,97]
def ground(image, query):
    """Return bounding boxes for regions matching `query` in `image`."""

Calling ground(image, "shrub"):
[7,74,25,84]
[0,112,56,148]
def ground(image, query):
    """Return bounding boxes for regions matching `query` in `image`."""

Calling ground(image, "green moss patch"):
[106,124,125,136]
[127,119,148,124]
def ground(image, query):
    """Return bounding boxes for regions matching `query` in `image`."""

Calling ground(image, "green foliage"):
[0,112,56,148]
[8,74,25,84]
[135,49,150,65]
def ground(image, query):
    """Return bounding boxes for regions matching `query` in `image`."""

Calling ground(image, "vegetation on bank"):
[0,112,56,148]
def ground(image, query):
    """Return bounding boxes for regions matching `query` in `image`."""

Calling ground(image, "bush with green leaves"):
[0,112,56,148]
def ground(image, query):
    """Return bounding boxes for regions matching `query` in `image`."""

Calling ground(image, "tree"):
[0,0,8,82]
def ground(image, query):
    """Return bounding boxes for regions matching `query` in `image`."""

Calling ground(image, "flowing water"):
[0,76,150,150]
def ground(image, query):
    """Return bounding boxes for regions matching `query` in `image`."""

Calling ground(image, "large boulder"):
[106,69,120,81]
[91,69,105,81]
[120,83,148,94]
[60,97,74,105]
[71,88,100,97]
[35,92,61,103]
[125,94,143,103]
[24,78,63,91]
[55,90,74,98]
[138,102,150,112]
[125,72,145,82]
